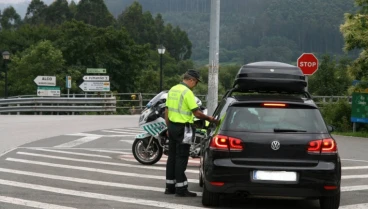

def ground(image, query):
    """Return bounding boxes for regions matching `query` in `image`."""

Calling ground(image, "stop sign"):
[297,53,319,75]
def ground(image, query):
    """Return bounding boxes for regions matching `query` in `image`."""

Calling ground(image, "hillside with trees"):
[105,0,358,65]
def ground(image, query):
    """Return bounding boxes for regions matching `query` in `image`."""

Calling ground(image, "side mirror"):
[327,125,334,132]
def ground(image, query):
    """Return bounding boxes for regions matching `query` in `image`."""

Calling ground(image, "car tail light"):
[324,185,338,190]
[210,182,225,186]
[262,103,286,107]
[308,138,337,154]
[210,135,243,151]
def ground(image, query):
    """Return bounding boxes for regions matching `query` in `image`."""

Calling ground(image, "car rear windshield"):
[222,105,328,133]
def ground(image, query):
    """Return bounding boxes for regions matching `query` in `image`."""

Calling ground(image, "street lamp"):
[157,45,165,92]
[2,51,10,99]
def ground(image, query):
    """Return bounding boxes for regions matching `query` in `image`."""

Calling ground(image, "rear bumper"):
[203,159,341,198]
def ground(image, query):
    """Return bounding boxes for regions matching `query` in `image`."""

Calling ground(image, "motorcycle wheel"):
[132,137,163,165]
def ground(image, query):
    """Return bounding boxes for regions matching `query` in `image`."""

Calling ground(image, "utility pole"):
[207,0,220,116]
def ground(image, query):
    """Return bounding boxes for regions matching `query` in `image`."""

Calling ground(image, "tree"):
[54,20,149,93]
[7,40,65,96]
[69,0,78,18]
[0,6,22,30]
[75,0,116,27]
[24,0,48,25]
[117,1,157,47]
[340,0,368,88]
[308,54,352,96]
[44,0,72,26]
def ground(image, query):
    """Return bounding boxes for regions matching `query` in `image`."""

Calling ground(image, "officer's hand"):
[208,116,220,125]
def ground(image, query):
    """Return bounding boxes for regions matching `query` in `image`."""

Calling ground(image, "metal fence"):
[1,93,116,115]
[0,93,351,115]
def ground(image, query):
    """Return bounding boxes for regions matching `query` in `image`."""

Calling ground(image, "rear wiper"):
[273,128,307,132]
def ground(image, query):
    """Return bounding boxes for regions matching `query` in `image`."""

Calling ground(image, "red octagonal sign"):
[297,53,319,75]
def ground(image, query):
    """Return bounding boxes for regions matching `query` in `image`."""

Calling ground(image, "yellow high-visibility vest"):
[166,83,198,123]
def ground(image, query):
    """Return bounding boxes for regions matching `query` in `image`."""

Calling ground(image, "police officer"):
[164,69,219,197]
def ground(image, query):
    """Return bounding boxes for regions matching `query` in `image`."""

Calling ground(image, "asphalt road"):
[0,117,367,208]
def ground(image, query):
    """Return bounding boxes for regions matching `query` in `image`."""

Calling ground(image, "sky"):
[0,0,80,17]
[0,0,79,4]
[0,0,30,3]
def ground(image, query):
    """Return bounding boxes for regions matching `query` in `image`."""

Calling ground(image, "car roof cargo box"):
[233,61,307,93]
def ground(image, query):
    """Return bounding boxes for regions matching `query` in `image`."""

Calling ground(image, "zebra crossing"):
[0,127,367,208]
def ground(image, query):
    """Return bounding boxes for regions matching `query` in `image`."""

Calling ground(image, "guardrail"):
[0,93,351,115]
[0,94,116,115]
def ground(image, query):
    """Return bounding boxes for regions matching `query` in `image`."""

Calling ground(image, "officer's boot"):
[175,186,197,197]
[175,190,197,197]
[164,183,176,195]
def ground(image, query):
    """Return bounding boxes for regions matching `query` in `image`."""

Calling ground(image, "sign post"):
[83,75,109,82]
[351,92,368,132]
[34,76,56,86]
[37,86,61,97]
[79,82,110,92]
[297,53,319,92]
[66,76,71,98]
[86,68,106,74]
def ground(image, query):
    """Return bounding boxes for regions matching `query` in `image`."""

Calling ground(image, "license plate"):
[253,170,297,182]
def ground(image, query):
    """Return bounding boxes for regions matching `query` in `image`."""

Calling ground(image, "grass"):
[333,132,368,138]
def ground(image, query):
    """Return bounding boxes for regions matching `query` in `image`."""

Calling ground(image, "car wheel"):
[319,190,340,209]
[202,184,220,207]
[199,171,203,187]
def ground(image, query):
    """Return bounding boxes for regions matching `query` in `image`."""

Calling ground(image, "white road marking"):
[113,128,143,132]
[0,179,206,209]
[339,203,368,209]
[15,151,199,173]
[120,139,134,144]
[24,148,111,158]
[102,130,138,135]
[342,166,368,170]
[54,136,101,148]
[119,157,200,166]
[342,174,368,180]
[64,133,100,137]
[114,128,143,131]
[342,159,368,163]
[0,195,77,209]
[5,158,199,183]
[0,168,202,196]
[65,133,134,137]
[341,185,368,192]
[0,147,17,157]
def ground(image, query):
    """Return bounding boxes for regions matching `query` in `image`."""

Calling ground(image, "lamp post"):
[2,51,10,99]
[157,45,165,92]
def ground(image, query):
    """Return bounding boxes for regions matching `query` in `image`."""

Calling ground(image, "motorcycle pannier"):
[233,61,307,93]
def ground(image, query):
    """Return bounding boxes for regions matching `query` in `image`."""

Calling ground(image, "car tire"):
[202,184,220,207]
[199,171,203,187]
[319,190,340,209]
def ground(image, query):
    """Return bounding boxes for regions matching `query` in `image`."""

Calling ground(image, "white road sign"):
[79,82,110,92]
[37,86,60,97]
[83,75,109,81]
[34,76,56,86]
[66,76,72,89]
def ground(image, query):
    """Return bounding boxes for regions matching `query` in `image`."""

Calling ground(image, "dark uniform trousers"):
[165,120,191,193]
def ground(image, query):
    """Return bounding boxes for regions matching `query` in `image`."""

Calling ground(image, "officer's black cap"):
[186,69,201,82]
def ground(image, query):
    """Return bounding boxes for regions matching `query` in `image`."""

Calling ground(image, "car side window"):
[218,99,233,120]
[212,99,226,118]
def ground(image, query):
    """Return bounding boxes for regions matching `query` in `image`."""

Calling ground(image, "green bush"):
[320,100,352,132]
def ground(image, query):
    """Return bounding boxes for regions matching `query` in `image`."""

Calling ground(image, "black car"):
[199,61,341,209]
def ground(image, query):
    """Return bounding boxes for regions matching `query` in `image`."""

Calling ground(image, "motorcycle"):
[132,91,208,165]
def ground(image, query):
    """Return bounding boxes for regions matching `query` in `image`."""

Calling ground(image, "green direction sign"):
[351,92,368,123]
[37,86,60,90]
[87,68,106,74]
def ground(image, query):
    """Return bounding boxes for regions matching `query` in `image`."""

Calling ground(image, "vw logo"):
[271,141,280,150]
